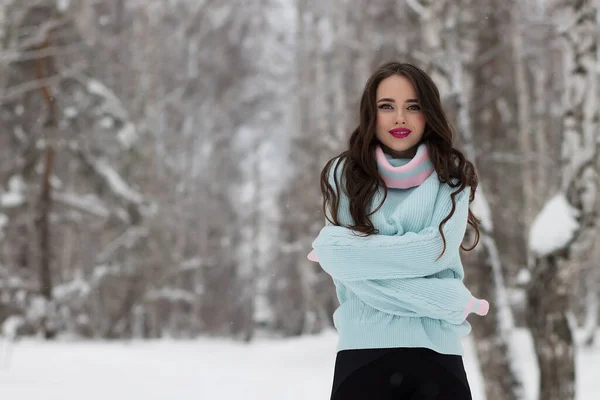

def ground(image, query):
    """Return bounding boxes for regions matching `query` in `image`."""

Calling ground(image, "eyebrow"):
[376,98,419,103]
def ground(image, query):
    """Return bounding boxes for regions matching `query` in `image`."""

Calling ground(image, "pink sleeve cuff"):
[464,297,490,318]
[464,297,477,318]
[477,299,490,316]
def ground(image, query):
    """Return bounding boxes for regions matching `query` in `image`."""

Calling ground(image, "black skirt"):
[330,347,472,400]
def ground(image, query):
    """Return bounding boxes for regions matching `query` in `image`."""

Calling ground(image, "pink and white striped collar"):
[375,143,435,189]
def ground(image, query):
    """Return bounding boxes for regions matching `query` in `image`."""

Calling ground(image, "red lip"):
[389,128,411,134]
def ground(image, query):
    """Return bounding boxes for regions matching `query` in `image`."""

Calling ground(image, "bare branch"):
[0,42,87,64]
[18,17,71,50]
[0,61,87,104]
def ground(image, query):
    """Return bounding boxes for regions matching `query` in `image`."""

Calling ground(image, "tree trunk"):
[445,14,523,399]
[408,2,524,398]
[34,29,58,339]
[533,62,550,203]
[36,146,55,339]
[511,3,535,231]
[526,1,598,399]
[580,265,598,346]
[526,250,576,400]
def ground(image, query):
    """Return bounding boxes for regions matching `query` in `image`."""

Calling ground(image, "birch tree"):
[526,1,599,399]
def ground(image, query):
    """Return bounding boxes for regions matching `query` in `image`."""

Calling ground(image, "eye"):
[407,104,421,111]
[378,104,393,110]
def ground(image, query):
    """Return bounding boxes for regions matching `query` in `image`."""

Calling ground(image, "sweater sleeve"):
[311,186,470,281]
[342,277,489,325]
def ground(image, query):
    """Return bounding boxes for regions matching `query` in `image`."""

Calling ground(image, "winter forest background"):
[0,0,599,399]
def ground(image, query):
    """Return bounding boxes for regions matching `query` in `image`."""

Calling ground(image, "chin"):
[389,143,414,152]
[385,140,419,154]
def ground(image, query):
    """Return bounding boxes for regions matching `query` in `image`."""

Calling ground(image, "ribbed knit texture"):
[310,153,489,356]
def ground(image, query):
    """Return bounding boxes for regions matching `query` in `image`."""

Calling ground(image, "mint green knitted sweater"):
[309,152,489,355]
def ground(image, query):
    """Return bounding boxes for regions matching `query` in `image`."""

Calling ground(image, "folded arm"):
[342,277,489,325]
[310,187,470,280]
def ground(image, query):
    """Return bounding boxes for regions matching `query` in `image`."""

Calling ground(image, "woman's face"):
[375,75,426,158]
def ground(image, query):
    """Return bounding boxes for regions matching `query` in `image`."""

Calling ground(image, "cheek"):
[414,114,426,129]
[375,114,388,139]
[376,111,390,128]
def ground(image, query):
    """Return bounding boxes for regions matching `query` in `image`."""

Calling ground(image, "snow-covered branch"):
[84,77,129,121]
[79,76,140,149]
[146,288,196,304]
[95,226,149,264]
[67,143,146,209]
[53,191,110,219]
[405,0,431,18]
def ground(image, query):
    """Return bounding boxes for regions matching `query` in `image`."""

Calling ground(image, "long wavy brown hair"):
[321,62,480,257]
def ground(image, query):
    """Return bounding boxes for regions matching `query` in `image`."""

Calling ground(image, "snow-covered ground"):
[0,329,598,399]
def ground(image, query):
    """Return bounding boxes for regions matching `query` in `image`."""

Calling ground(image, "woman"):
[307,62,490,399]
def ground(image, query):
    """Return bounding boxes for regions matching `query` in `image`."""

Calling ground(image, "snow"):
[25,298,47,322]
[406,0,431,18]
[91,264,122,281]
[53,192,110,219]
[479,234,524,396]
[317,18,334,52]
[516,268,531,285]
[1,316,24,338]
[0,276,25,290]
[86,79,128,120]
[208,3,234,29]
[0,192,25,208]
[63,106,78,119]
[99,116,114,129]
[0,213,8,239]
[529,193,580,256]
[93,158,144,205]
[94,227,148,263]
[179,257,204,271]
[117,122,138,150]
[0,329,598,399]
[146,288,195,303]
[86,77,137,152]
[472,188,493,231]
[238,180,255,205]
[0,175,25,208]
[53,278,91,302]
[56,0,71,12]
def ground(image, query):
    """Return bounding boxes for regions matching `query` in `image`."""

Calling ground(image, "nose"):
[395,110,406,125]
